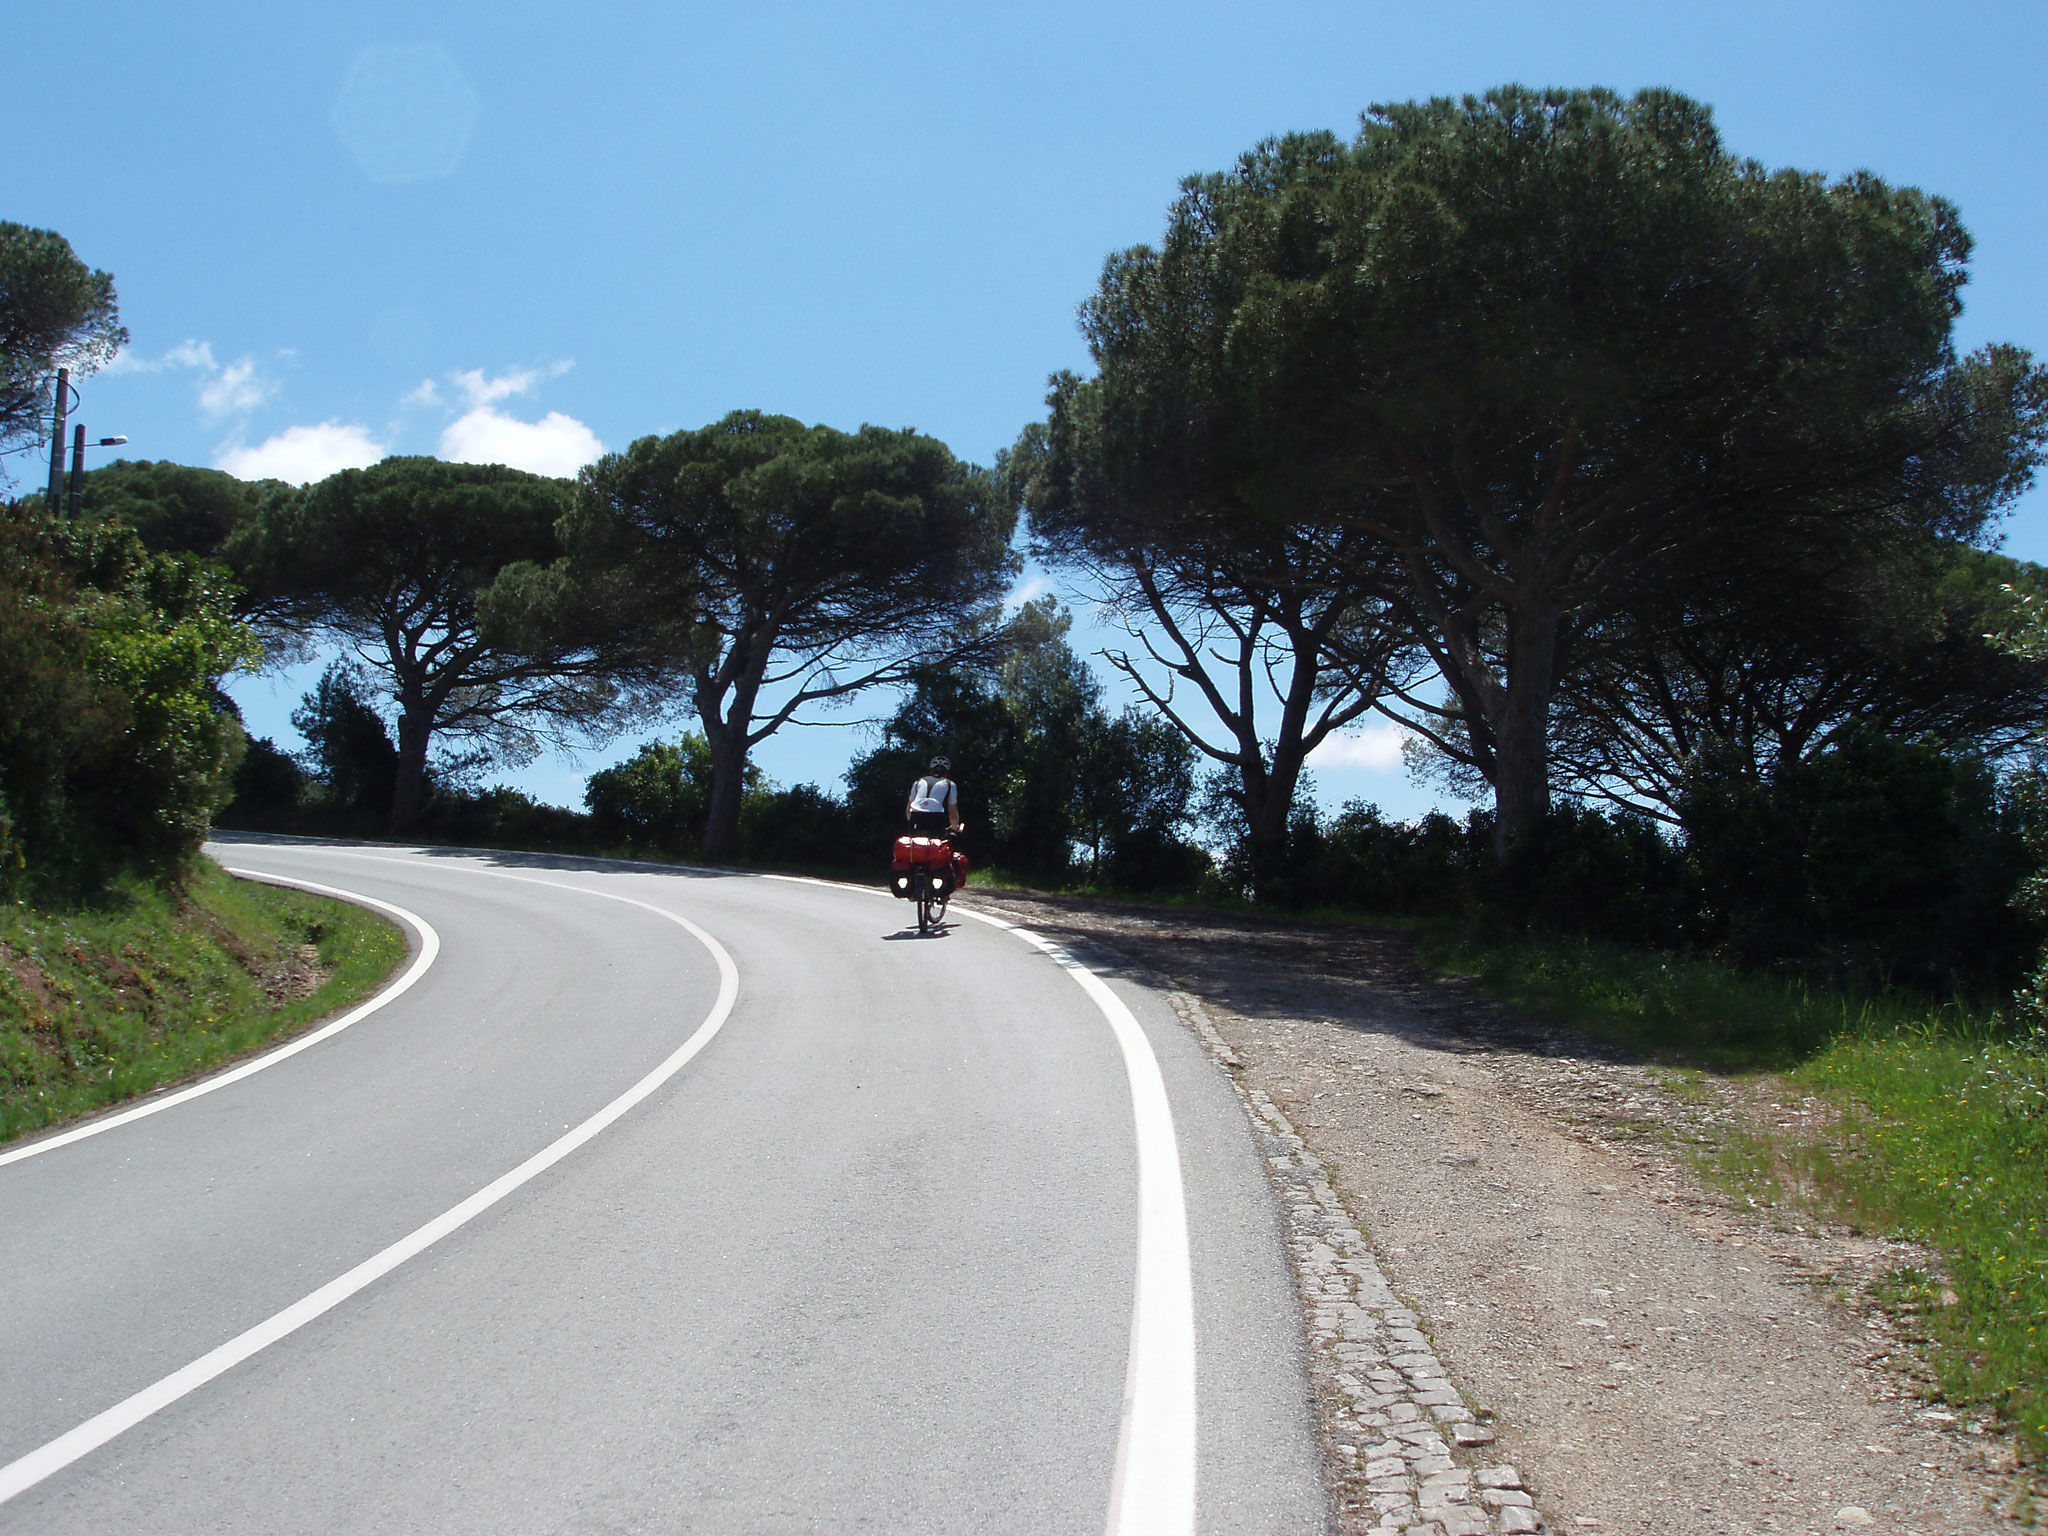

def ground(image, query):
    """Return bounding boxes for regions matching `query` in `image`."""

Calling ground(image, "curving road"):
[0,836,1325,1533]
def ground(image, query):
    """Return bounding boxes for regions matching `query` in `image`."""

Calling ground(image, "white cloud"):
[439,406,601,477]
[401,378,442,408]
[450,361,573,409]
[104,337,275,421]
[165,339,219,371]
[104,338,217,375]
[198,357,274,419]
[216,422,386,483]
[1005,574,1054,609]
[1307,720,1410,772]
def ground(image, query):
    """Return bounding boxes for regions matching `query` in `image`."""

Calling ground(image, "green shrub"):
[584,735,736,855]
[427,785,596,849]
[1683,733,2038,993]
[224,732,310,821]
[742,781,863,870]
[0,502,255,897]
[290,660,398,823]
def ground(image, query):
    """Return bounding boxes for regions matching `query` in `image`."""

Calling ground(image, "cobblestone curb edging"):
[1168,988,1548,1536]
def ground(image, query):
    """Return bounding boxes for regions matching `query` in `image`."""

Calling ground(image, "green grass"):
[1413,926,1962,1073]
[1413,924,2047,1461]
[1792,1033,2046,1455]
[0,859,406,1145]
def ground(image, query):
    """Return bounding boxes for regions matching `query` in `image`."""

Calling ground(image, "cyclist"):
[905,756,963,836]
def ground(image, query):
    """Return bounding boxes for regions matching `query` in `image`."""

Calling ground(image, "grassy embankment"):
[0,859,405,1145]
[1415,927,2046,1462]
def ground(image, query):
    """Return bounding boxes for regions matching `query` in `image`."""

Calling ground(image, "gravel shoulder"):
[963,889,2036,1536]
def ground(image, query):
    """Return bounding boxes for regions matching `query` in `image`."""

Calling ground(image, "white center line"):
[28,846,1199,1533]
[0,876,738,1508]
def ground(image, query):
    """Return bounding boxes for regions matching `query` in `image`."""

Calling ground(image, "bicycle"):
[889,825,969,934]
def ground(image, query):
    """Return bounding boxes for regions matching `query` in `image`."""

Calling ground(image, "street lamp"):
[64,425,128,515]
[44,367,127,515]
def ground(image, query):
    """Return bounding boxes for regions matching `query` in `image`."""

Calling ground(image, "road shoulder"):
[964,891,2034,1536]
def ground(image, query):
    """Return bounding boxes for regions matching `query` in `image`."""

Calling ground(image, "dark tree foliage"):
[230,457,688,834]
[1079,708,1203,891]
[1289,804,1492,918]
[224,734,310,823]
[585,734,759,857]
[1266,735,2041,998]
[0,223,125,460]
[844,601,1203,887]
[0,501,253,895]
[1546,542,2048,816]
[290,661,400,823]
[427,787,599,852]
[1681,733,2037,993]
[1047,85,2048,859]
[1018,360,1418,899]
[739,782,865,871]
[83,459,281,565]
[567,411,1018,862]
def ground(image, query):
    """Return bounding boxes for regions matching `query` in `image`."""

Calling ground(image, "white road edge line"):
[951,903,1197,1536]
[183,848,1191,1532]
[0,872,440,1172]
[0,879,740,1509]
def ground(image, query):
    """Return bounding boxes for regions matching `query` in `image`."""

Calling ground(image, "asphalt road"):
[0,836,1325,1534]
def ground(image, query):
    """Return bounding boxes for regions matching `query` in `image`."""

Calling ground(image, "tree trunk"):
[1239,742,1311,902]
[1490,616,1558,862]
[1240,780,1290,899]
[700,726,750,862]
[389,708,432,836]
[696,638,772,864]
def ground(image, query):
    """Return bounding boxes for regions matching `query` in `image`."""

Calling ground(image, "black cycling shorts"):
[908,810,951,834]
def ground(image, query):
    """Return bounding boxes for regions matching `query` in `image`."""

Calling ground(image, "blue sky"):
[10,0,2046,819]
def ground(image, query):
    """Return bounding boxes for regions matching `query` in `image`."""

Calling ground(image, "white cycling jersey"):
[909,775,957,815]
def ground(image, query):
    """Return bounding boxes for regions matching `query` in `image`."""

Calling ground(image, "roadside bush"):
[224,733,310,822]
[742,782,863,870]
[585,735,761,857]
[1102,824,1211,893]
[0,502,255,896]
[290,661,398,824]
[427,786,597,849]
[1493,802,1692,948]
[1683,733,2039,994]
[1289,802,1488,915]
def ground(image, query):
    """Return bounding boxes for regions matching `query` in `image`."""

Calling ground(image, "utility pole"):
[45,367,69,507]
[42,372,127,514]
[66,424,86,515]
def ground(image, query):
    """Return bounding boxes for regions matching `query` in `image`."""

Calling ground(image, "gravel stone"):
[961,891,2044,1534]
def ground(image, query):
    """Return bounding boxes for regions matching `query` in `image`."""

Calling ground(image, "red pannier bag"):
[892,835,949,871]
[892,836,966,896]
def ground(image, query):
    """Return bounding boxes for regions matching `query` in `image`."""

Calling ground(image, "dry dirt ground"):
[962,890,2038,1536]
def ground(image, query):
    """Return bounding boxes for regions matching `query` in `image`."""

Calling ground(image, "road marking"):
[341,853,1197,1533]
[952,904,1197,1536]
[132,846,1193,1530]
[0,878,739,1508]
[0,873,439,1172]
